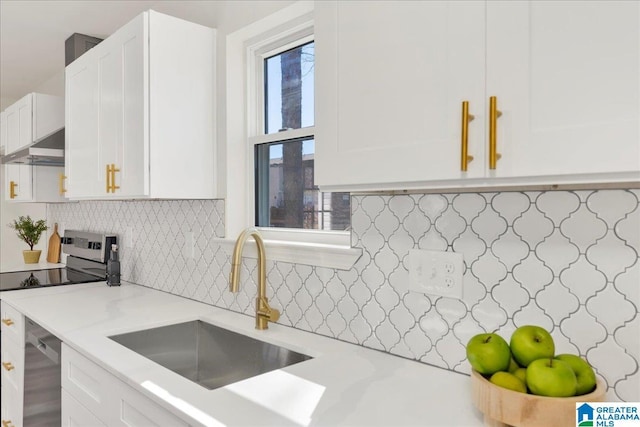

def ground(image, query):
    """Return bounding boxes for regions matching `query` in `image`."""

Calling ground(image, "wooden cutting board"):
[46,223,61,263]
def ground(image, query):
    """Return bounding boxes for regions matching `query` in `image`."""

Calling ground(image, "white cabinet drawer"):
[62,389,106,427]
[1,340,24,392]
[1,302,25,347]
[1,377,23,427]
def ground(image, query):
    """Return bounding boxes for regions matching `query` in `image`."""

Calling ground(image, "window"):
[223,2,361,269]
[252,38,350,231]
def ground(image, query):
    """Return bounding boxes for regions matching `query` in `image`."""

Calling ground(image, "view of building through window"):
[255,41,350,231]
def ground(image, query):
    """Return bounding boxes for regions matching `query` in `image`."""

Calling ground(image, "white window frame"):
[219,1,361,269]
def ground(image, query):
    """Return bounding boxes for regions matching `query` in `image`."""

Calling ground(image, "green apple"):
[556,354,597,395]
[466,333,511,375]
[490,371,527,393]
[526,358,577,397]
[513,367,527,385]
[510,325,555,367]
[508,356,521,373]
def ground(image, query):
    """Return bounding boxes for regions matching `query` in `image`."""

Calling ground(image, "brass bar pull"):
[59,173,67,195]
[106,164,112,193]
[460,101,475,172]
[1,318,14,326]
[111,164,120,192]
[489,96,502,170]
[2,420,15,427]
[9,181,17,199]
[2,362,15,371]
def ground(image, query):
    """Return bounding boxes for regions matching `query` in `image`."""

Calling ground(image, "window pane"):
[255,138,350,230]
[264,42,314,134]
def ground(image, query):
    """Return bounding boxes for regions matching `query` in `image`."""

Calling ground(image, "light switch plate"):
[409,249,463,299]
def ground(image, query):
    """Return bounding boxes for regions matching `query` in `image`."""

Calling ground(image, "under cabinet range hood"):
[1,128,65,166]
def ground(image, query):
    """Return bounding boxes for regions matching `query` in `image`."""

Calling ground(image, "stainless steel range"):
[0,230,117,291]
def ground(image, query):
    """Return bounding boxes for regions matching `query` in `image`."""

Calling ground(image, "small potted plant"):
[8,216,48,264]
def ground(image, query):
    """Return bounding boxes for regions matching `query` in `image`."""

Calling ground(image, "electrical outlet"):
[409,249,463,299]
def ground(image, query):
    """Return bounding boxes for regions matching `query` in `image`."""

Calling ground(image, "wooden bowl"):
[471,370,607,427]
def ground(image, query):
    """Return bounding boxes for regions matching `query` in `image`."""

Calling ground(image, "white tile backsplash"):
[48,189,640,401]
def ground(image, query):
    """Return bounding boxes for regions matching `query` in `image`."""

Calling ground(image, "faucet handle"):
[267,307,280,323]
[256,297,280,329]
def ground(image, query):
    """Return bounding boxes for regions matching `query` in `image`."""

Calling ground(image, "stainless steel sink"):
[109,320,312,390]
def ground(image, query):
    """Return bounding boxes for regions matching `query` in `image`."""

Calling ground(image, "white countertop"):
[1,282,483,426]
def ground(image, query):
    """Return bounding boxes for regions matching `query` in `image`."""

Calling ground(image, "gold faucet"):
[229,227,280,330]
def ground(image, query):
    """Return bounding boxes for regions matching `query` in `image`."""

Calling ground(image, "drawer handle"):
[2,420,15,427]
[489,96,502,170]
[2,362,15,371]
[1,318,14,326]
[460,100,475,172]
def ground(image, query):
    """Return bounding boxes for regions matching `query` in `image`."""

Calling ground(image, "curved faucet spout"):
[229,227,280,330]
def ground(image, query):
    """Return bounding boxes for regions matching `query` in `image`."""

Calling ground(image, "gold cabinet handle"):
[1,318,14,326]
[460,101,475,172]
[111,164,120,192]
[106,164,120,193]
[9,180,17,199]
[59,173,67,195]
[489,96,502,170]
[2,420,15,427]
[2,362,15,371]
[106,164,112,193]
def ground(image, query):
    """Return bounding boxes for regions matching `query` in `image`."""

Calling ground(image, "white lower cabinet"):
[1,301,25,427]
[62,344,190,427]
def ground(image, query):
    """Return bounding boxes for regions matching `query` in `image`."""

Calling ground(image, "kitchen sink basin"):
[109,320,312,390]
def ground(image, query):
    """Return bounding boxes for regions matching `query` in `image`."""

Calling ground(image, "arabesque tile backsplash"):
[48,189,639,401]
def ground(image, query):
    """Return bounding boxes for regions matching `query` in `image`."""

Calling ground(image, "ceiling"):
[0,0,159,105]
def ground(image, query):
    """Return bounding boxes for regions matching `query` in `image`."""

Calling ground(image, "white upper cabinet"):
[1,109,64,203]
[3,93,64,155]
[315,1,486,191]
[315,0,640,192]
[487,0,640,180]
[65,10,216,200]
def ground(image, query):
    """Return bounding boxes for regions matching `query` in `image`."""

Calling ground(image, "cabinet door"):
[66,56,101,198]
[4,94,33,155]
[111,381,189,427]
[315,1,486,191]
[62,389,106,427]
[97,12,147,198]
[1,341,24,427]
[5,164,33,202]
[487,0,640,179]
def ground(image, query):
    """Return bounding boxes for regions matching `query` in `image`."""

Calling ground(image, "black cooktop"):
[0,268,104,292]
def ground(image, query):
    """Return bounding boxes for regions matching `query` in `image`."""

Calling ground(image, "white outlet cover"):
[408,249,464,299]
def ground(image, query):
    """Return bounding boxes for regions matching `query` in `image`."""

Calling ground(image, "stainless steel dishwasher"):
[23,317,61,426]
